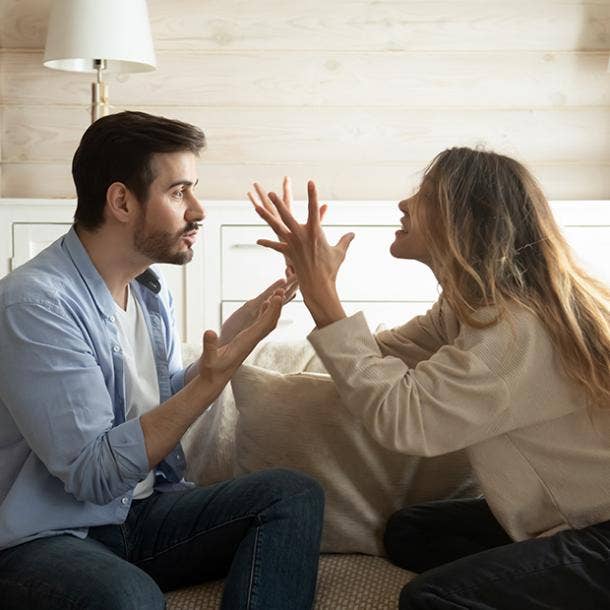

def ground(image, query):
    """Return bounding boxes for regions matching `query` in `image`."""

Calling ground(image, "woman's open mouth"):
[398,217,410,234]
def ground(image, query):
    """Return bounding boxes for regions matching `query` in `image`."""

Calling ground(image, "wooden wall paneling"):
[4,104,609,165]
[194,161,610,202]
[0,50,4,165]
[1,1,609,201]
[533,163,610,200]
[1,1,609,52]
[3,161,609,202]
[0,50,90,105]
[0,0,51,49]
[1,161,422,201]
[0,108,2,192]
[1,163,75,199]
[1,49,609,108]
[146,1,610,52]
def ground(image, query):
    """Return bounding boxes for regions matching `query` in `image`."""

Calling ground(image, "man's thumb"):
[202,330,218,363]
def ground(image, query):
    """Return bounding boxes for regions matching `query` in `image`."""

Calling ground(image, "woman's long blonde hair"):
[418,147,610,406]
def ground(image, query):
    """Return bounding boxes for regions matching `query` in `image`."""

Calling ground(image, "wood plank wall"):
[0,0,609,201]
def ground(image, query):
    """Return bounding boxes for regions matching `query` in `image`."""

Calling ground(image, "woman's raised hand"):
[248,180,354,326]
[248,177,328,277]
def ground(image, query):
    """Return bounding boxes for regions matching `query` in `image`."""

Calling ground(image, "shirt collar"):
[63,226,161,320]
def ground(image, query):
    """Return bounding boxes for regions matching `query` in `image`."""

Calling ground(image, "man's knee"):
[81,563,165,610]
[247,467,325,510]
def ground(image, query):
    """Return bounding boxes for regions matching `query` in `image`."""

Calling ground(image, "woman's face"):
[389,182,433,266]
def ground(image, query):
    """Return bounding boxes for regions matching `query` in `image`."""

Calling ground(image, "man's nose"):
[186,194,205,222]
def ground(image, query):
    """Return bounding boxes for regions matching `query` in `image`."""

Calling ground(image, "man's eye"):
[173,190,184,199]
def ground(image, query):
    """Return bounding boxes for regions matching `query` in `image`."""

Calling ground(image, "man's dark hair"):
[72,111,206,230]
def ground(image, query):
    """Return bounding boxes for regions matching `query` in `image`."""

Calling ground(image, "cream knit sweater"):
[307,299,610,541]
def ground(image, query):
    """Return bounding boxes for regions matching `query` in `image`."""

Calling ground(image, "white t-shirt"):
[114,286,159,500]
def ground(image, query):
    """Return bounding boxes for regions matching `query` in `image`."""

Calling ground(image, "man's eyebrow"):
[167,178,199,189]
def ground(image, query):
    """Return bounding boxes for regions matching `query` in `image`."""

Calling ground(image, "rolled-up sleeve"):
[0,300,150,505]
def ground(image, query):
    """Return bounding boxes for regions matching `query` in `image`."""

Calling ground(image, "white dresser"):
[1,199,609,344]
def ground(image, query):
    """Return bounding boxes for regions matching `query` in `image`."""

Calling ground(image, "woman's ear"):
[105,182,132,224]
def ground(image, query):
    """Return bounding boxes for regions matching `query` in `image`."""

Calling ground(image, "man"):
[0,111,324,609]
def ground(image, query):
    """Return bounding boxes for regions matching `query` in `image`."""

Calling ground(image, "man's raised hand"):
[218,275,297,346]
[198,288,285,396]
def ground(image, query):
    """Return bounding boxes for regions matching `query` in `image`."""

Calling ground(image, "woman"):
[248,147,610,609]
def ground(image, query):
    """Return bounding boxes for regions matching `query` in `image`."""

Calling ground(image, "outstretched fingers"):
[306,180,321,229]
[319,203,328,223]
[250,182,275,214]
[257,277,288,302]
[283,274,299,303]
[252,199,290,239]
[251,289,284,336]
[267,191,301,233]
[282,176,293,210]
[336,232,356,254]
[256,238,289,254]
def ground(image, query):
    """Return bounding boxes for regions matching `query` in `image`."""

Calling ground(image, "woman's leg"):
[384,497,512,572]
[399,518,610,609]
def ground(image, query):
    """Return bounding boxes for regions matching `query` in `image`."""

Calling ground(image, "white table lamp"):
[43,0,156,123]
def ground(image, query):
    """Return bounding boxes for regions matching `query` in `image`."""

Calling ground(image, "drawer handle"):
[277,319,294,327]
[230,243,262,249]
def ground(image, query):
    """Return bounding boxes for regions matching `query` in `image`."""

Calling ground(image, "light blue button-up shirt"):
[0,227,189,550]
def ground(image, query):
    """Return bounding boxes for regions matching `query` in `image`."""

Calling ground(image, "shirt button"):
[109,315,116,323]
[121,497,128,505]
[113,345,120,353]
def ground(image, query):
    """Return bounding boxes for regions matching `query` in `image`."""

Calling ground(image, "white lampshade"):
[43,0,156,74]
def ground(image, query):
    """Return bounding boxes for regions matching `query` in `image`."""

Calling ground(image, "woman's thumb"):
[336,232,355,253]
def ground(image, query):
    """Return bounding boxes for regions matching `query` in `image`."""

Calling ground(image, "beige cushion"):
[231,364,477,555]
[165,554,415,610]
[181,340,325,486]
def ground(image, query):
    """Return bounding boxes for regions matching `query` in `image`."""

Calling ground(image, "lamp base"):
[91,81,109,123]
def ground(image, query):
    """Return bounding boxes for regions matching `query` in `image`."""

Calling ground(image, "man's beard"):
[134,221,199,265]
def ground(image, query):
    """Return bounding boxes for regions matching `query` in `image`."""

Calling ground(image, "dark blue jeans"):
[384,497,610,609]
[0,468,324,610]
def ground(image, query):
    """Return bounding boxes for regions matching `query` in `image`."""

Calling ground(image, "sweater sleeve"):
[374,298,452,367]
[308,311,522,456]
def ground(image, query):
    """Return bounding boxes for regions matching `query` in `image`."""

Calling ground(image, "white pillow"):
[231,364,478,555]
[181,339,326,486]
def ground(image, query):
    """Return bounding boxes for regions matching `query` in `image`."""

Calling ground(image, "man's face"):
[132,151,204,265]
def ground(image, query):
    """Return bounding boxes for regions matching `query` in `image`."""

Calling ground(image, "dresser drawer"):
[222,299,435,342]
[221,225,439,302]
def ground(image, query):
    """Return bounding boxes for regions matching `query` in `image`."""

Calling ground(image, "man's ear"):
[106,182,135,224]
